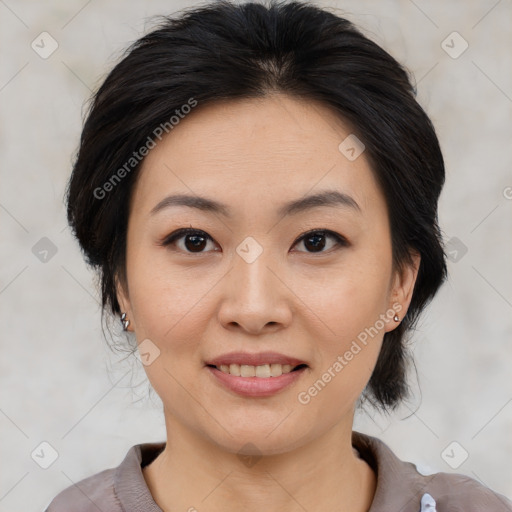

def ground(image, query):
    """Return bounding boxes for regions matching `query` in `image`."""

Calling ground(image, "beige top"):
[44,430,512,511]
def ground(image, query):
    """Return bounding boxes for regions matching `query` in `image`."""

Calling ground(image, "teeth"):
[217,363,296,377]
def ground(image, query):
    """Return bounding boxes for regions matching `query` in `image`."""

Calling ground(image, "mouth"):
[206,363,308,378]
[205,363,309,397]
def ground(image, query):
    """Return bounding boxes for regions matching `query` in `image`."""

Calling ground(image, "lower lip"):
[206,366,307,397]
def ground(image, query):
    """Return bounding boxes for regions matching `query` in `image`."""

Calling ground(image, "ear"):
[115,272,135,332]
[385,250,421,333]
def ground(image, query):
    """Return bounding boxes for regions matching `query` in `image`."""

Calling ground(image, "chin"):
[208,426,308,458]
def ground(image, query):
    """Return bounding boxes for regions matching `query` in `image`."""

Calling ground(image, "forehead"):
[130,94,385,220]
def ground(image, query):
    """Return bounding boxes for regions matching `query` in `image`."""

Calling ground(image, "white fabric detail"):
[420,493,437,511]
[415,462,439,476]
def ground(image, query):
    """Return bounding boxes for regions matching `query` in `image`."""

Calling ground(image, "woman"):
[45,0,512,510]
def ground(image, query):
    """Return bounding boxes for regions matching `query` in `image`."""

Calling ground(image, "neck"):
[143,413,376,512]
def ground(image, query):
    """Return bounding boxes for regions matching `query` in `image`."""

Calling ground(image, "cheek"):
[299,280,386,415]
[126,246,214,350]
[126,259,213,400]
[295,249,391,401]
[302,253,392,340]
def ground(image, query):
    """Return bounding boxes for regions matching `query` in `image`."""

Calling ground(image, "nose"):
[217,247,293,335]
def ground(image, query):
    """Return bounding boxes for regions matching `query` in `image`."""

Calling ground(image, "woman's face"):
[117,94,419,455]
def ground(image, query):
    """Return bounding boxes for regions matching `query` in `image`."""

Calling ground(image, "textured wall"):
[1,1,511,511]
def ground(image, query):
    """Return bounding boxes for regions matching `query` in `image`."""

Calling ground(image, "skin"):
[116,94,420,512]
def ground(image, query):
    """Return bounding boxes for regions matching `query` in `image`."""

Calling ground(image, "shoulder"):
[352,431,512,512]
[422,469,512,511]
[43,442,164,512]
[43,467,121,512]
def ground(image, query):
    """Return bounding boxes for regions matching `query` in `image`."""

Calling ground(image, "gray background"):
[1,1,511,511]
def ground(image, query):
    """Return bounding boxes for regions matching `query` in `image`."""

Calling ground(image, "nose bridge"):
[232,237,278,300]
[217,236,291,331]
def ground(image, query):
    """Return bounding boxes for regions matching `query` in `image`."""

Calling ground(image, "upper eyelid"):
[292,229,347,246]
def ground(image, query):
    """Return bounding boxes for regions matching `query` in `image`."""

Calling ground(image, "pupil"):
[186,234,206,252]
[305,233,325,252]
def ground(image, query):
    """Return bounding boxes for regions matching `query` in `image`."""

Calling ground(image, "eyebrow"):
[149,190,361,218]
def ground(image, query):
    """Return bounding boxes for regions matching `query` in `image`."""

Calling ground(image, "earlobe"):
[115,273,133,331]
[120,312,131,331]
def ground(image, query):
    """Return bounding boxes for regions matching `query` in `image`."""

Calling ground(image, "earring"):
[121,312,130,331]
[393,314,400,322]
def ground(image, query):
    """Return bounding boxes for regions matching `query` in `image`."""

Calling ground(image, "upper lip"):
[205,351,308,368]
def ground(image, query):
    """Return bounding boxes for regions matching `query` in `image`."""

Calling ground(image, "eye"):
[292,229,348,254]
[161,227,217,254]
[160,227,348,255]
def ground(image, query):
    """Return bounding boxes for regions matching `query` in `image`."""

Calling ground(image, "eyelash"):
[160,227,348,254]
